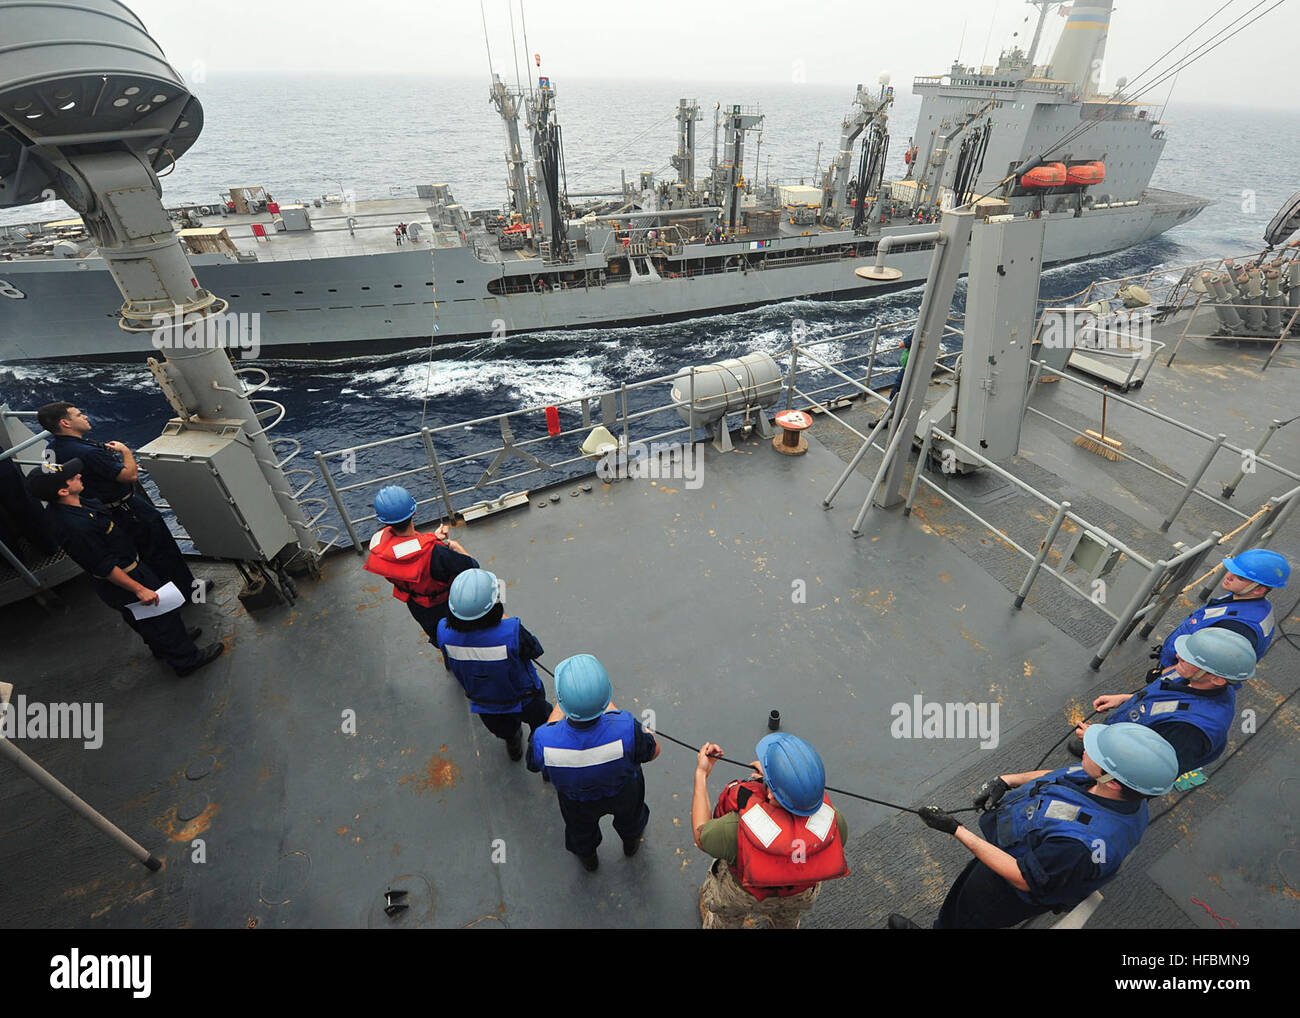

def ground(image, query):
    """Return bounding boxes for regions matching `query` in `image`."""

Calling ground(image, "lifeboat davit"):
[1066,161,1107,187]
[1019,162,1067,188]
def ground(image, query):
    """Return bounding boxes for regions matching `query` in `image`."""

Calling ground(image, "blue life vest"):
[991,766,1147,908]
[531,710,639,801]
[1160,595,1274,668]
[436,616,541,714]
[1110,669,1235,769]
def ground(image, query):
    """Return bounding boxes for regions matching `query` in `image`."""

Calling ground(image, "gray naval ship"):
[1,1,1297,941]
[0,0,1210,362]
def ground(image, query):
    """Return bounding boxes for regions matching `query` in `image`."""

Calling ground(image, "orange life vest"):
[363,528,450,608]
[713,779,849,901]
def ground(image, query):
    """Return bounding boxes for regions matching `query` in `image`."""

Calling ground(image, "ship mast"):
[713,105,764,232]
[820,79,893,230]
[489,73,531,220]
[1025,0,1062,68]
[671,99,700,193]
[526,75,570,261]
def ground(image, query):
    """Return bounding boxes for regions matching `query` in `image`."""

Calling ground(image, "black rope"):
[1274,589,1300,655]
[648,727,980,815]
[1033,709,1102,770]
[536,592,1300,822]
[534,660,973,815]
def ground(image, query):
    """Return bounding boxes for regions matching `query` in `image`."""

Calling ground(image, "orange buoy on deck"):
[1019,162,1067,188]
[1066,161,1106,186]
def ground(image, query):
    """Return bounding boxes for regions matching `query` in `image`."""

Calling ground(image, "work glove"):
[918,806,959,835]
[973,776,1010,813]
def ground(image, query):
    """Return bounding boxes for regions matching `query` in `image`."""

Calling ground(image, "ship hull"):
[0,191,1206,362]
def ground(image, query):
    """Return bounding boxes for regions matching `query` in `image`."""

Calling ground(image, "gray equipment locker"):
[138,425,294,561]
[954,215,1046,465]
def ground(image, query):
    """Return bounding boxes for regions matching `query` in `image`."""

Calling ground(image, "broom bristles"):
[1074,432,1124,461]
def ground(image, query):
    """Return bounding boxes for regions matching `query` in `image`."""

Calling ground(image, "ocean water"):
[2,73,1296,528]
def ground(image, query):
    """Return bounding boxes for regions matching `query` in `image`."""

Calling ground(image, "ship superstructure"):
[0,0,1210,361]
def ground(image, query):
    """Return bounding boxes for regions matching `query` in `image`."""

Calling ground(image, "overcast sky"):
[124,0,1293,108]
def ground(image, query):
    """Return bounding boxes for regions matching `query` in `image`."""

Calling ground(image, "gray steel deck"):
[1,312,1297,929]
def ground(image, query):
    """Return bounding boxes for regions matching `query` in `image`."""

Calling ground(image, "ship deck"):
[1,307,1297,929]
[5,184,1213,273]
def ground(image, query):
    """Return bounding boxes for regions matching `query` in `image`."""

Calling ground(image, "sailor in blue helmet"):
[1071,628,1254,775]
[890,723,1178,929]
[364,485,478,658]
[436,569,551,762]
[37,401,205,604]
[529,654,660,871]
[1150,548,1287,676]
[692,733,849,929]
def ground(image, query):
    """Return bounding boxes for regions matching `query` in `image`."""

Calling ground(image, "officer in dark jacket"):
[437,569,552,761]
[890,723,1177,929]
[28,461,223,676]
[0,456,57,561]
[37,401,201,602]
[530,654,660,871]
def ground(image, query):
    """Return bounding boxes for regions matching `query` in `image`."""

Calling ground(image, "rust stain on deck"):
[171,802,220,842]
[400,748,462,792]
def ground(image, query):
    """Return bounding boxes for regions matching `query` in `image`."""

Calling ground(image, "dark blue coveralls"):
[1096,670,1236,775]
[530,710,657,858]
[50,435,196,600]
[48,497,206,672]
[436,615,552,742]
[936,766,1147,929]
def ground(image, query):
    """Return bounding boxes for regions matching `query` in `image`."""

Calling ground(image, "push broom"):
[1075,385,1124,461]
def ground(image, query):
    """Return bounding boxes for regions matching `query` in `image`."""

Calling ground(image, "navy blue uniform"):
[437,616,552,743]
[1158,594,1274,668]
[1100,671,1235,774]
[47,497,205,672]
[937,766,1147,929]
[0,458,56,559]
[531,710,658,857]
[50,435,196,600]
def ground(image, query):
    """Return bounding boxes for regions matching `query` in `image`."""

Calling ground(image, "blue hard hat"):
[1174,629,1256,682]
[555,654,612,722]
[1083,722,1178,796]
[757,733,826,816]
[374,485,417,525]
[1222,548,1289,589]
[448,569,500,621]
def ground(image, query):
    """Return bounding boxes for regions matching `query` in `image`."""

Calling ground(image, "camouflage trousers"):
[699,859,821,929]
